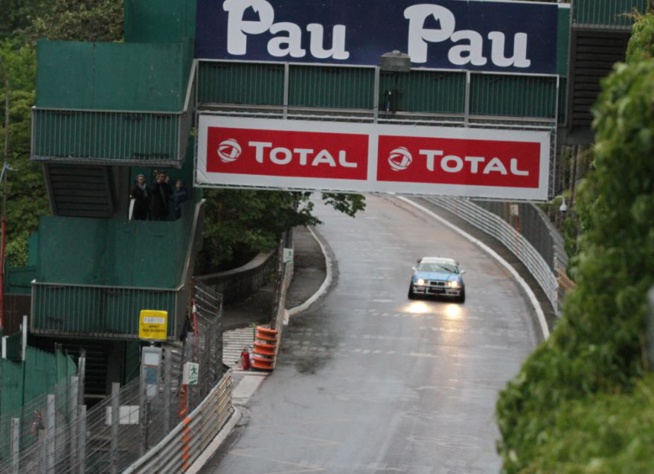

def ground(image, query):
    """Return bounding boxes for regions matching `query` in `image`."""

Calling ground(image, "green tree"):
[496,12,654,473]
[25,0,123,43]
[198,189,365,273]
[0,0,52,41]
[0,40,48,266]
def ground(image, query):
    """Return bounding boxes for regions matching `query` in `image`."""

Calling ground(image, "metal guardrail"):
[195,250,278,304]
[123,372,234,474]
[2,279,227,473]
[424,196,567,315]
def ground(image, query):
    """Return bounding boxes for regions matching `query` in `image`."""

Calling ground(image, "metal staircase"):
[44,163,116,218]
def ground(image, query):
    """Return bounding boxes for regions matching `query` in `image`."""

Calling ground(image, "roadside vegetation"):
[496,11,654,473]
[0,0,365,271]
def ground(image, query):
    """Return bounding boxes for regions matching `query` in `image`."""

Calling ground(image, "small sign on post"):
[138,310,168,341]
[142,347,162,400]
[183,362,200,385]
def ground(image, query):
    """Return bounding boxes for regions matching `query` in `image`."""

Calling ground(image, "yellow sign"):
[138,310,168,341]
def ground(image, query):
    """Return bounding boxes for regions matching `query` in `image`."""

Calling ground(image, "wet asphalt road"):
[203,194,540,474]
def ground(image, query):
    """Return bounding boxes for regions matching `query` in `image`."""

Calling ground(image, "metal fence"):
[572,0,647,29]
[30,283,182,339]
[197,60,561,127]
[424,196,567,315]
[0,281,229,473]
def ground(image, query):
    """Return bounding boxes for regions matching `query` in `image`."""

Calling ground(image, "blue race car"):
[408,257,466,303]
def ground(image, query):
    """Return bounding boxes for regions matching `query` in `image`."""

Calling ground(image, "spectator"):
[130,174,150,220]
[150,171,173,221]
[173,179,189,219]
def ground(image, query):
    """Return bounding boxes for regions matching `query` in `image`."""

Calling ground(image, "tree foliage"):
[198,189,365,273]
[24,0,124,43]
[496,12,654,473]
[0,0,52,42]
[0,41,49,266]
[1,0,124,266]
[1,0,366,269]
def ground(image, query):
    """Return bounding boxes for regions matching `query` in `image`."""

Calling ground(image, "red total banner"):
[196,116,551,200]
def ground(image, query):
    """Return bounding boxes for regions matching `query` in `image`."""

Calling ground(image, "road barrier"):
[251,326,278,371]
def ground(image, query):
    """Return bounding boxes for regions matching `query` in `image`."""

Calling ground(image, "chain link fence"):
[0,281,228,473]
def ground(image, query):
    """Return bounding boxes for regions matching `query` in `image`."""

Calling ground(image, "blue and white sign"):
[195,0,559,74]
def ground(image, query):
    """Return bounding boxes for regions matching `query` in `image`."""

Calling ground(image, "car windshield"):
[418,262,458,274]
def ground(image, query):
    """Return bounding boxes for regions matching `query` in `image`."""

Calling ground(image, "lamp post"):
[0,55,9,333]
[379,50,411,115]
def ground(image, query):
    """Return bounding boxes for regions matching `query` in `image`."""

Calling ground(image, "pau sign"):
[195,0,560,74]
[196,116,550,201]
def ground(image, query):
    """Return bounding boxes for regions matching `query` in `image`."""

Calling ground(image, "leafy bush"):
[496,13,654,473]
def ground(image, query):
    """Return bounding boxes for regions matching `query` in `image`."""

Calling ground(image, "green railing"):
[31,109,186,166]
[572,0,647,28]
[30,282,183,339]
[31,60,197,167]
[197,60,561,125]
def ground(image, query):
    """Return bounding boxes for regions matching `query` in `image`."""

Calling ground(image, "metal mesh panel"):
[380,70,466,114]
[31,283,178,338]
[185,281,224,411]
[32,109,184,166]
[197,60,561,126]
[472,200,566,274]
[288,65,375,110]
[572,0,646,28]
[0,377,77,474]
[197,61,285,106]
[470,74,558,119]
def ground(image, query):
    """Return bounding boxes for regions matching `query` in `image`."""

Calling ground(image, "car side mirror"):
[411,266,417,271]
[460,270,466,275]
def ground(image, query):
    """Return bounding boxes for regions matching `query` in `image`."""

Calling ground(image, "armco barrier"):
[195,251,277,304]
[122,371,234,474]
[421,196,566,316]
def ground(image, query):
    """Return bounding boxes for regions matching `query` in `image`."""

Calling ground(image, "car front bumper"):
[411,285,463,297]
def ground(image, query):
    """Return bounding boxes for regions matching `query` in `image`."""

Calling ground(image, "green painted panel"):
[6,266,36,294]
[37,216,189,288]
[197,61,284,106]
[0,347,76,427]
[36,41,189,111]
[572,0,647,27]
[124,0,196,43]
[470,74,557,119]
[124,341,142,382]
[36,41,95,109]
[380,70,465,114]
[288,65,375,109]
[559,77,567,125]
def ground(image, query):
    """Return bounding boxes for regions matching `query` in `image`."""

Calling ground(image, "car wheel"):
[408,286,416,299]
[458,290,466,304]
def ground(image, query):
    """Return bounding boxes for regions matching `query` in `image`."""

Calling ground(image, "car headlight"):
[448,281,460,288]
[416,278,425,286]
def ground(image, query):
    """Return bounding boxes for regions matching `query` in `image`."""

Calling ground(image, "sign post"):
[138,310,168,342]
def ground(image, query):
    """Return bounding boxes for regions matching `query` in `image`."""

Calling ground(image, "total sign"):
[196,116,550,201]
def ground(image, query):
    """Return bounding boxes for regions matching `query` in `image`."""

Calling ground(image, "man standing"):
[150,171,173,220]
[130,174,151,220]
